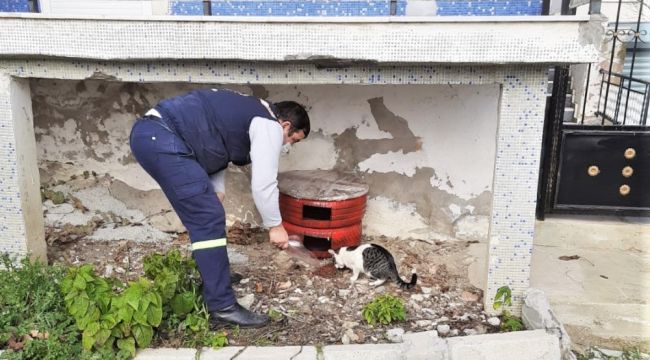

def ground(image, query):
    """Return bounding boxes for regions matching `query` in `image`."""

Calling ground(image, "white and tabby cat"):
[328,244,417,289]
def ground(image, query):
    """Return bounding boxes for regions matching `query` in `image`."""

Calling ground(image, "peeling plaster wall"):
[32,80,497,241]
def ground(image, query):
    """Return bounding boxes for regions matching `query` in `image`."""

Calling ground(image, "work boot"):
[210,303,269,329]
[230,273,243,284]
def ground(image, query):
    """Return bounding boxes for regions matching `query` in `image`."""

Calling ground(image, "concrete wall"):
[32,79,498,241]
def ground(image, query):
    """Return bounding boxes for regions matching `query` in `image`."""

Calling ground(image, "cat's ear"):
[328,249,336,256]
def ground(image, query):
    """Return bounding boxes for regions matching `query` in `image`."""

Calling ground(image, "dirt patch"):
[47,224,499,347]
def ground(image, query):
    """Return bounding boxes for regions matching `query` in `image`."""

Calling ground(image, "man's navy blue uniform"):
[129,89,309,328]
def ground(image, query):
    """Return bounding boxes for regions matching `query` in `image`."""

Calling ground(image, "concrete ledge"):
[134,348,197,359]
[200,347,246,359]
[69,330,565,360]
[535,215,650,252]
[447,329,560,360]
[236,346,310,359]
[0,15,597,63]
[402,331,448,360]
[322,343,404,360]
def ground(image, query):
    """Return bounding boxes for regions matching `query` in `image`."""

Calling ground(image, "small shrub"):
[492,286,525,332]
[362,294,406,325]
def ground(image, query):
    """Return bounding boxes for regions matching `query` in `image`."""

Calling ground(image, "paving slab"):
[291,346,319,360]
[402,331,448,360]
[234,346,304,359]
[322,343,404,360]
[446,329,560,360]
[530,244,650,351]
[134,348,197,359]
[201,346,246,359]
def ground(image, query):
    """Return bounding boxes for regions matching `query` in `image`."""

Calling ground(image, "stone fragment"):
[386,328,405,343]
[437,324,450,336]
[487,317,501,327]
[238,294,255,310]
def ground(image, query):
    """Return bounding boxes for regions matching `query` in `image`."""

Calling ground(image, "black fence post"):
[203,0,211,16]
[537,66,570,220]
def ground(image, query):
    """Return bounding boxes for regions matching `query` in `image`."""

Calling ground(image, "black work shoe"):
[230,273,243,284]
[210,303,269,329]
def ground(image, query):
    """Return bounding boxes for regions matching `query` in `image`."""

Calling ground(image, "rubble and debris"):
[43,174,495,347]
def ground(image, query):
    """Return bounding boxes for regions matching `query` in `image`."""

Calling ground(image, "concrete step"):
[535,215,650,252]
[552,303,650,353]
[530,240,650,352]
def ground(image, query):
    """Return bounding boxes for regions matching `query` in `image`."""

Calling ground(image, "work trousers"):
[130,115,235,311]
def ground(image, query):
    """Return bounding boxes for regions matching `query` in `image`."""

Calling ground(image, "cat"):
[328,244,417,289]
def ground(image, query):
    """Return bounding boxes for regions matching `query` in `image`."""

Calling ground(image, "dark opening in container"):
[303,235,331,252]
[302,205,332,220]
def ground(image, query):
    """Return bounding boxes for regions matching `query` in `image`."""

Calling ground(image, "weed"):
[492,286,525,332]
[577,347,649,360]
[0,254,86,360]
[267,308,283,322]
[362,294,406,325]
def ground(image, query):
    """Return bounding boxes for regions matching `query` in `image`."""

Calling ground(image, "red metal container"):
[279,193,366,229]
[283,221,362,259]
[278,170,369,258]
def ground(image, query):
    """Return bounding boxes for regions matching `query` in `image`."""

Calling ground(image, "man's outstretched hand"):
[269,224,289,249]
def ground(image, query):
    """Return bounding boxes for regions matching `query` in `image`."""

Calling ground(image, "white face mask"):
[281,143,292,155]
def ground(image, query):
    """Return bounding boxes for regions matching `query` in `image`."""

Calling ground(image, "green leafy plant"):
[60,265,162,358]
[2,249,227,359]
[362,294,406,325]
[142,250,227,350]
[492,286,512,310]
[492,286,525,332]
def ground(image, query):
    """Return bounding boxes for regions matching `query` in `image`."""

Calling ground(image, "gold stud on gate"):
[622,166,634,178]
[619,184,631,196]
[624,148,636,159]
[587,165,600,177]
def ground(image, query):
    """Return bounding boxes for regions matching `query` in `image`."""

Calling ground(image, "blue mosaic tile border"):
[168,0,539,16]
[0,0,29,13]
[169,0,204,15]
[211,0,395,16]
[170,0,402,16]
[436,0,543,16]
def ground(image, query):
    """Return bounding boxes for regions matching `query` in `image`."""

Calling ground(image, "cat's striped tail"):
[398,269,418,290]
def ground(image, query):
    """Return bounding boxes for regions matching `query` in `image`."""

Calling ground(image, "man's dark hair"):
[274,101,310,137]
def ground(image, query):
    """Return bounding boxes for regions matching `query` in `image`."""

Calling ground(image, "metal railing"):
[595,69,650,125]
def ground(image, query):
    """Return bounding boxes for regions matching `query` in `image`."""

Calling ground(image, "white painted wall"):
[271,85,498,200]
[32,81,498,241]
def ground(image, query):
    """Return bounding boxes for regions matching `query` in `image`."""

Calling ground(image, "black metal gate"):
[537,0,650,218]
